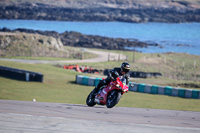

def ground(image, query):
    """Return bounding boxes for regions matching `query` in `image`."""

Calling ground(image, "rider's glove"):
[116,84,120,88]
[110,70,119,81]
[122,89,127,93]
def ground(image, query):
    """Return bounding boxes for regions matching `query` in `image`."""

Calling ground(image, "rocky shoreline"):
[0,0,200,23]
[1,0,199,51]
[0,28,160,51]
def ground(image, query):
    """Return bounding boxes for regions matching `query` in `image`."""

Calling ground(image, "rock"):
[0,0,200,23]
[0,28,161,51]
[0,32,64,57]
[60,31,152,50]
[176,44,192,47]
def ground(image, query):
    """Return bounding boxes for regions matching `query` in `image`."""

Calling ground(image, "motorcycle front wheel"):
[106,90,121,108]
[86,91,96,107]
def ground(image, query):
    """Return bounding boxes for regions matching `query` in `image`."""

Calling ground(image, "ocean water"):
[0,19,200,55]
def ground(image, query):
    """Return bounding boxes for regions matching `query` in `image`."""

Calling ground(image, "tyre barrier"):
[76,75,101,87]
[0,66,43,82]
[76,75,200,99]
[104,69,162,78]
[129,83,200,99]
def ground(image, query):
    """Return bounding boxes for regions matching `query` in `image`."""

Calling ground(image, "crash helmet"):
[121,62,130,74]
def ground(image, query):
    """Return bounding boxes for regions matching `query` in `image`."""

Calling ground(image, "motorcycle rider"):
[92,62,130,95]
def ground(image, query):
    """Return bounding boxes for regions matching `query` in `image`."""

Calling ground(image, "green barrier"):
[151,85,158,94]
[128,83,132,91]
[138,84,145,92]
[94,78,101,86]
[76,75,200,99]
[88,77,95,86]
[178,89,185,98]
[192,90,199,99]
[144,85,151,93]
[82,76,89,85]
[158,86,165,95]
[129,82,138,92]
[165,86,172,96]
[76,75,84,84]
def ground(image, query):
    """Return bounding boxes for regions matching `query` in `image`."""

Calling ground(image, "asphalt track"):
[1,50,200,132]
[0,100,200,133]
[0,49,126,64]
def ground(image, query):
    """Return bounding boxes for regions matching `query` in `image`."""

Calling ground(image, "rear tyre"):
[106,90,121,108]
[86,91,96,107]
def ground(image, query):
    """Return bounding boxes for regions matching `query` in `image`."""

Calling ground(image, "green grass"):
[0,60,90,104]
[58,48,200,90]
[118,91,200,111]
[0,58,200,112]
[0,56,78,61]
[1,46,97,60]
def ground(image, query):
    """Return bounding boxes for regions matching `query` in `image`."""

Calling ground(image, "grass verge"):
[0,58,200,112]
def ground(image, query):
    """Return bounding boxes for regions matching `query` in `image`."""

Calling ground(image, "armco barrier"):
[75,75,200,99]
[0,66,43,82]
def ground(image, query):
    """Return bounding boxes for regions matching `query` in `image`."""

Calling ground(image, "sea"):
[0,19,200,55]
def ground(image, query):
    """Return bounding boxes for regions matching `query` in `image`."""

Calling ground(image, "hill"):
[0,0,200,23]
[0,32,66,57]
[0,28,160,51]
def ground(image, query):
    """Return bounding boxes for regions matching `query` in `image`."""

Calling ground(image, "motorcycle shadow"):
[61,103,106,109]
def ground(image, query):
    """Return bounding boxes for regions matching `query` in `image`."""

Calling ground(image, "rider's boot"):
[91,80,107,97]
[89,87,98,99]
[91,81,103,96]
[91,87,99,96]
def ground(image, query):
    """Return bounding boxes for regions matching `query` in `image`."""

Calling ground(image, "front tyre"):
[86,91,96,107]
[106,90,121,108]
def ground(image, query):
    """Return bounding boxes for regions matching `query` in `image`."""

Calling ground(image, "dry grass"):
[0,33,97,59]
[79,49,200,89]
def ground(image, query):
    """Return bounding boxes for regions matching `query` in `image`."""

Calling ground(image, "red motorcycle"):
[86,77,129,108]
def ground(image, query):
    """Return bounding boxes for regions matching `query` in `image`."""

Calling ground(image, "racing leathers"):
[93,67,129,94]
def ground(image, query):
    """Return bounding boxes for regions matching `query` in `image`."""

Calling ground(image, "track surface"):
[0,49,126,64]
[0,100,200,133]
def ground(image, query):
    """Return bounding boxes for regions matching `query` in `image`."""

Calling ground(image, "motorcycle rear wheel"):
[86,91,96,107]
[106,90,121,108]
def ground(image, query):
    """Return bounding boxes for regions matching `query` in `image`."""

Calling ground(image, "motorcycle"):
[86,77,129,108]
